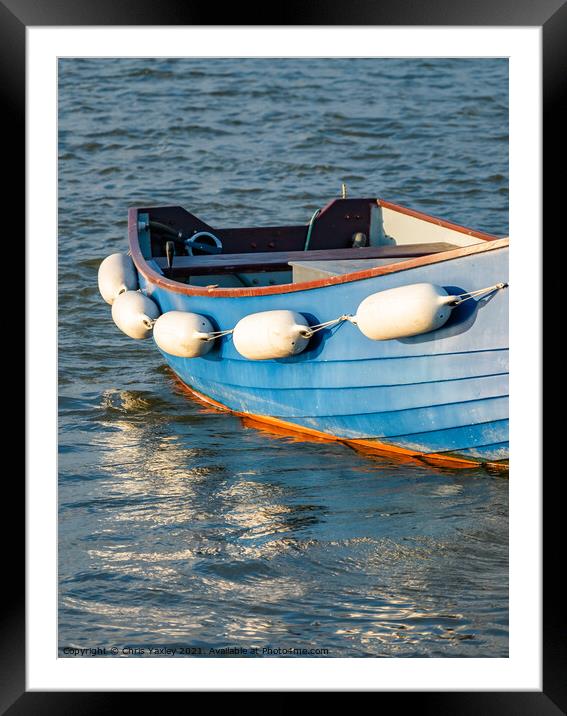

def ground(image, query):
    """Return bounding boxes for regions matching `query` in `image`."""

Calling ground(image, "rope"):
[300,314,352,337]
[141,283,507,338]
[185,230,223,256]
[303,209,321,251]
[203,328,234,342]
[141,317,232,341]
[450,282,508,306]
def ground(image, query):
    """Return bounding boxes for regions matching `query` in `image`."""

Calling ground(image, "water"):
[58,58,508,658]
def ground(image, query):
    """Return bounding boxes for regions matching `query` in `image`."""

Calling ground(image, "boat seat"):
[154,242,458,277]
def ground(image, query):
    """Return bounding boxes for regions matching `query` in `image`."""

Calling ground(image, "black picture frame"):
[12,1,558,711]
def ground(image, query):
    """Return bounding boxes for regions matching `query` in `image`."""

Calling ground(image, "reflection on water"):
[60,389,508,657]
[59,57,508,657]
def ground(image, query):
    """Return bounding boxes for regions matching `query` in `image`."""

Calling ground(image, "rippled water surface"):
[58,58,508,658]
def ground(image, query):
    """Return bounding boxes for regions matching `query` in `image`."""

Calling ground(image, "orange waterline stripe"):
[169,372,507,472]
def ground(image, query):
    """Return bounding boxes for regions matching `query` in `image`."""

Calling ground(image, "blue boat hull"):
[139,245,508,468]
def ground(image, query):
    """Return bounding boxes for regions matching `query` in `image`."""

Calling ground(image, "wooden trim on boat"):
[128,207,509,298]
[172,374,508,472]
[378,199,500,242]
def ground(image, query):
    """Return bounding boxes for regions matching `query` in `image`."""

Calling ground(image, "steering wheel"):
[185,231,223,256]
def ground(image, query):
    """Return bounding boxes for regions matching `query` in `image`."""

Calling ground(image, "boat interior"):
[135,197,498,288]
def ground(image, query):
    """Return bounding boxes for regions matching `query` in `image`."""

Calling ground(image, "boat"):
[98,191,509,470]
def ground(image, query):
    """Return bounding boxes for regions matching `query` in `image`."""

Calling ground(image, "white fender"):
[111,290,160,340]
[355,283,458,340]
[98,253,139,304]
[153,311,215,358]
[233,310,311,361]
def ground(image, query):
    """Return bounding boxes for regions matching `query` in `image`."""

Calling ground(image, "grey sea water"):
[58,58,508,658]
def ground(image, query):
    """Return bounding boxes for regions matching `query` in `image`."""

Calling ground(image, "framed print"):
[13,0,559,711]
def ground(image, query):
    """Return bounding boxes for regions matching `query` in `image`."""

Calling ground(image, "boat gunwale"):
[128,201,508,298]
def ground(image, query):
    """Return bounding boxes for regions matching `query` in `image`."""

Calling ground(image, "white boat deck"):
[288,258,403,283]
